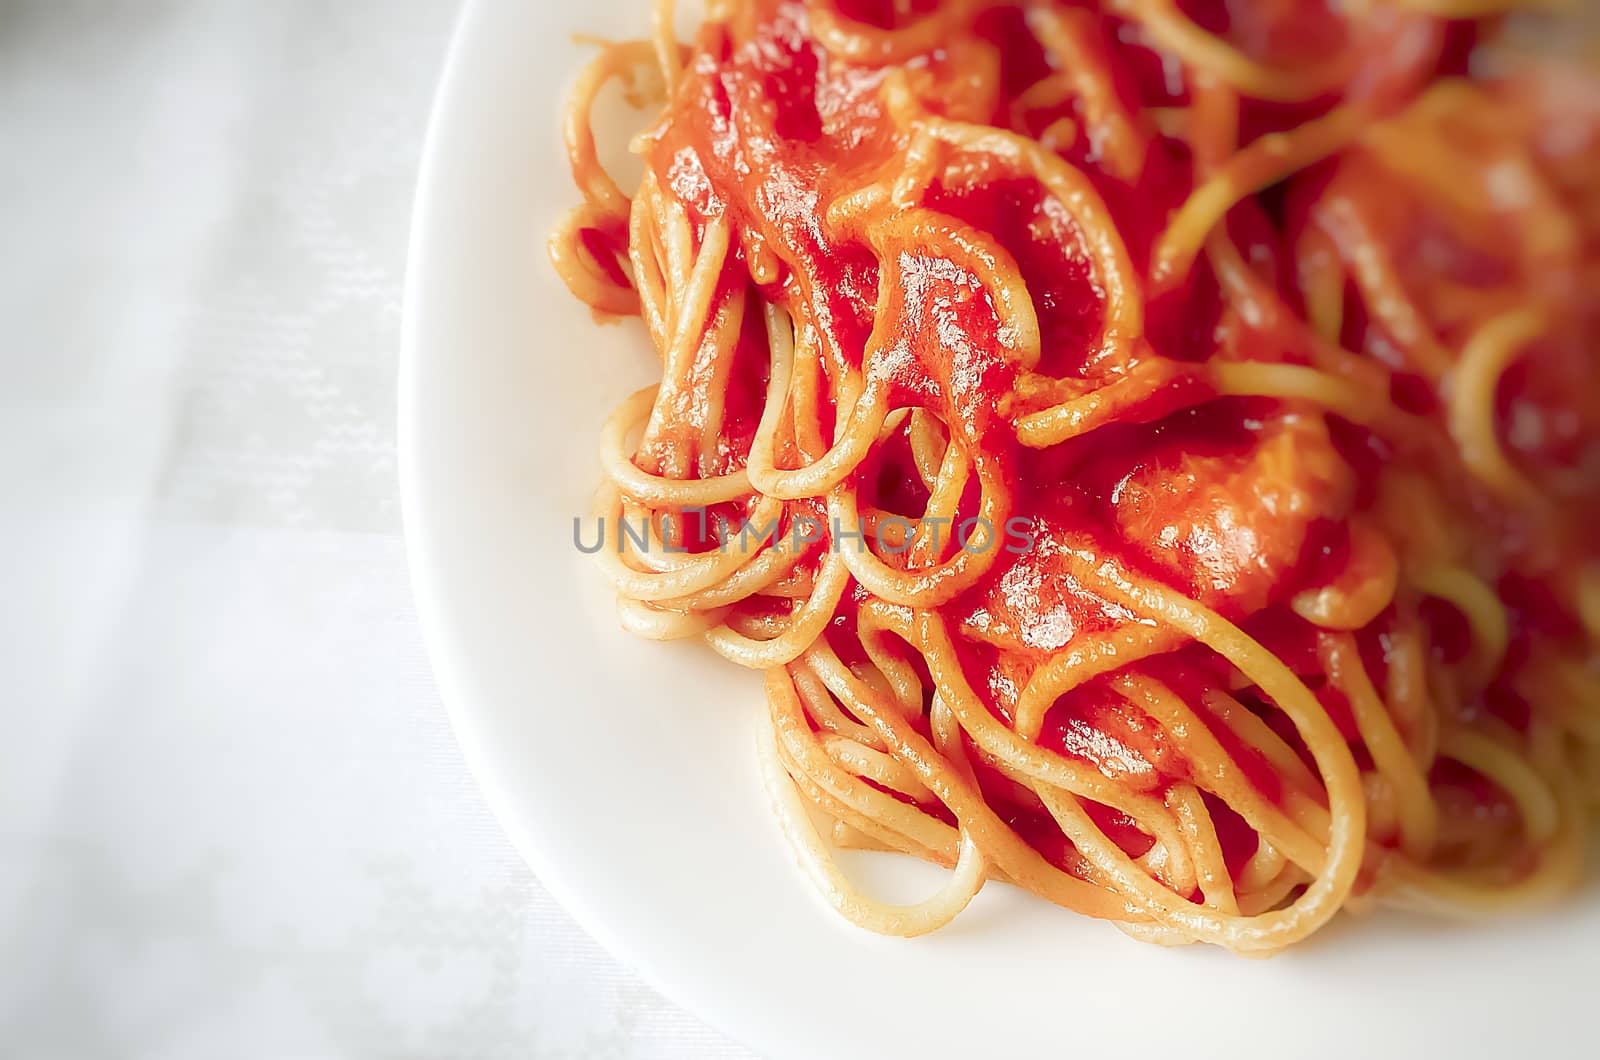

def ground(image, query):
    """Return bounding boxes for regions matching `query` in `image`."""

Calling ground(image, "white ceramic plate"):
[400,3,1599,1056]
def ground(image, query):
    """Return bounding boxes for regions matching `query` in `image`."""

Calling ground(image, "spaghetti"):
[552,0,1600,953]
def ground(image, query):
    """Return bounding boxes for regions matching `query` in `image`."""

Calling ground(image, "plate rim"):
[397,1,771,1053]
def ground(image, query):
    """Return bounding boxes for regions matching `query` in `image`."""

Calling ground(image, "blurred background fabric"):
[0,2,752,1056]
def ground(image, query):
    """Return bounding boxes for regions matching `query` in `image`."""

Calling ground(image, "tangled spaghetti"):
[552,0,1600,953]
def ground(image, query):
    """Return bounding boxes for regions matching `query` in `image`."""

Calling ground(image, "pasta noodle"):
[551,0,1599,953]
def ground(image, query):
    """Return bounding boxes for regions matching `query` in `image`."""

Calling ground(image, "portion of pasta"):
[551,0,1600,953]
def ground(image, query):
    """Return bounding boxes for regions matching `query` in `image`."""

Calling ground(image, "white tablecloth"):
[0,2,752,1055]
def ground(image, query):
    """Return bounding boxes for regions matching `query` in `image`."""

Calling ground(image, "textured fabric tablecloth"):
[0,2,752,1055]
